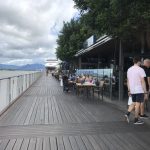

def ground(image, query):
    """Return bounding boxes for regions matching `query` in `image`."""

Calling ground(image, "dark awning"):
[75,35,112,57]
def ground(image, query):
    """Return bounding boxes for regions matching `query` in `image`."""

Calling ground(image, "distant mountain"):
[0,64,45,71]
[18,64,45,71]
[0,64,18,70]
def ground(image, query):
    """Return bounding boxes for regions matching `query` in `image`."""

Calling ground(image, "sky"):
[0,0,79,66]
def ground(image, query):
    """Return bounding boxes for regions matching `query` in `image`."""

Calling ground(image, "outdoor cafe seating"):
[75,82,95,98]
[57,73,109,100]
[67,75,104,99]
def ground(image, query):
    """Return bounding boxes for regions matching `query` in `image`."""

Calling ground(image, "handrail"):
[0,71,42,114]
[0,72,41,80]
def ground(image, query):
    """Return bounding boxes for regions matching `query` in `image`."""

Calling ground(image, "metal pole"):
[110,70,112,100]
[79,57,82,69]
[119,39,124,101]
[97,56,99,79]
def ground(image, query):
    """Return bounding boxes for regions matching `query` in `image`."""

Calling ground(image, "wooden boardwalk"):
[0,75,150,150]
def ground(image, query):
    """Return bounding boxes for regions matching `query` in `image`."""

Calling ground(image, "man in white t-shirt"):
[125,57,148,125]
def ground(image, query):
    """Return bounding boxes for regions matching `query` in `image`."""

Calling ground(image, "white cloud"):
[0,0,78,65]
[5,59,33,66]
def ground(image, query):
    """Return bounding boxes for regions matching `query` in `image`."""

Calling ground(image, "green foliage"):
[74,0,150,39]
[56,0,150,61]
[56,19,93,61]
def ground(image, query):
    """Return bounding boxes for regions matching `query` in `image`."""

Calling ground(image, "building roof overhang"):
[75,35,113,57]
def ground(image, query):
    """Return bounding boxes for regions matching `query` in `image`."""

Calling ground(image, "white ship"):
[45,59,60,71]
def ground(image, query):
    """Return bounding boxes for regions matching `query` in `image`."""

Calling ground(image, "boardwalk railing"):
[0,72,42,113]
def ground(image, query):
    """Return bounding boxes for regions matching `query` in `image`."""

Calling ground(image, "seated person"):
[81,75,86,84]
[89,76,94,83]
[85,75,90,82]
[70,74,76,81]
[75,76,81,83]
[95,78,100,86]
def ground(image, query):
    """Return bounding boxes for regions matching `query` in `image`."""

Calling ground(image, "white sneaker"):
[134,120,144,125]
[125,114,130,123]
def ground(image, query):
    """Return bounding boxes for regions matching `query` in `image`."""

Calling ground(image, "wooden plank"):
[69,136,79,150]
[92,135,109,150]
[55,100,67,123]
[74,136,87,150]
[21,100,35,125]
[81,136,94,150]
[20,138,30,150]
[104,134,125,150]
[52,97,63,124]
[116,133,138,150]
[79,103,100,122]
[64,103,82,123]
[10,102,26,125]
[51,97,58,124]
[13,139,23,150]
[18,100,32,125]
[36,138,43,150]
[15,99,31,125]
[127,133,150,150]
[24,98,37,125]
[47,97,54,124]
[44,98,49,124]
[39,97,45,124]
[79,104,97,122]
[86,135,102,150]
[57,100,73,123]
[43,138,50,150]
[50,137,57,150]
[2,99,25,125]
[121,133,144,150]
[63,136,72,150]
[0,98,24,125]
[29,98,40,125]
[108,134,129,150]
[28,138,36,150]
[60,101,78,123]
[34,98,42,124]
[5,139,16,150]
[57,136,65,150]
[0,139,10,150]
[69,104,89,123]
[135,132,150,146]
[98,134,118,150]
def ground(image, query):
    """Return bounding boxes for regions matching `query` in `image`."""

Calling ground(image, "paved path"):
[0,75,150,150]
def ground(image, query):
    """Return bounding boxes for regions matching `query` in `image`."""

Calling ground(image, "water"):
[0,70,37,79]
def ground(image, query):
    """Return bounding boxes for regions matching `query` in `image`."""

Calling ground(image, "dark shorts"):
[131,93,144,103]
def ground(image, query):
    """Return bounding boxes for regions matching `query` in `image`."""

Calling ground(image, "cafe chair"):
[93,80,105,100]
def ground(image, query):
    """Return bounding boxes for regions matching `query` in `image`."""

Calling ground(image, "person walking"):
[125,57,147,125]
[62,74,69,92]
[140,59,150,118]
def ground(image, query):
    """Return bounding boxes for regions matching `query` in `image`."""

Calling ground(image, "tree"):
[56,18,93,61]
[74,0,150,49]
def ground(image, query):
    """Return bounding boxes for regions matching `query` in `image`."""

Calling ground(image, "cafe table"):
[76,82,96,98]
